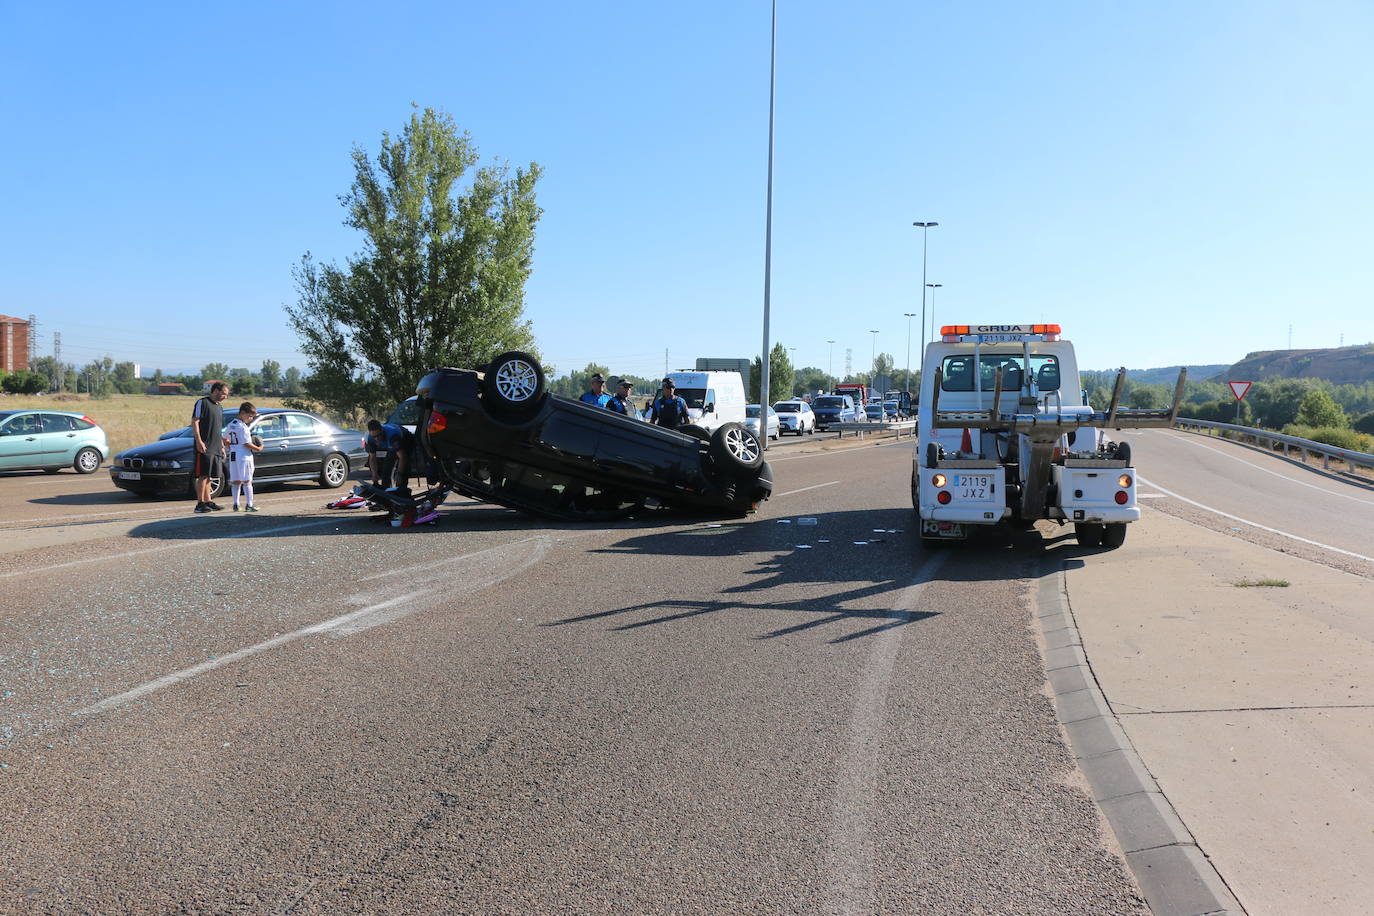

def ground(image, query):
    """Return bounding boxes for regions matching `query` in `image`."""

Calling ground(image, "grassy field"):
[1,393,295,455]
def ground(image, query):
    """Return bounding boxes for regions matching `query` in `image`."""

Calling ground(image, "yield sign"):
[1228,380,1252,401]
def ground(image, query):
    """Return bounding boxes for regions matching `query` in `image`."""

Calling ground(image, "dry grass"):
[0,393,293,454]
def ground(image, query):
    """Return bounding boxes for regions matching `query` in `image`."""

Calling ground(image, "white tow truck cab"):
[913,323,1185,549]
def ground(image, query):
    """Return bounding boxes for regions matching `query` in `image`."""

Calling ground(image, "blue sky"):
[3,1,1370,381]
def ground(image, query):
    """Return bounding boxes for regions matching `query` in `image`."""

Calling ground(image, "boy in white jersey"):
[222,402,264,512]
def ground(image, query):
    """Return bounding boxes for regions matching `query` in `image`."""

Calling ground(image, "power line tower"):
[53,331,63,391]
[27,313,39,371]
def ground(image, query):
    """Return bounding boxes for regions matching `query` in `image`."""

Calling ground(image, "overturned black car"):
[403,352,772,520]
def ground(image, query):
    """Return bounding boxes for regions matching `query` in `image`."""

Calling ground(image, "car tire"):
[1101,522,1128,548]
[709,422,764,474]
[680,424,710,441]
[1075,522,1105,547]
[1114,441,1132,466]
[320,452,349,488]
[73,447,102,474]
[484,351,546,417]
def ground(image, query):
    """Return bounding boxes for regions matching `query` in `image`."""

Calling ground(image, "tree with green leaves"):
[1295,389,1347,428]
[749,344,794,406]
[260,359,281,391]
[202,362,230,383]
[288,105,543,420]
[793,366,836,398]
[283,366,303,396]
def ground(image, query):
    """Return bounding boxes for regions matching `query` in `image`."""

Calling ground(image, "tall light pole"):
[758,0,778,449]
[827,339,835,379]
[926,283,942,342]
[869,329,879,381]
[913,221,938,344]
[903,312,917,393]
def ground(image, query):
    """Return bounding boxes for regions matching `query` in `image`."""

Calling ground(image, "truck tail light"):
[1115,491,1129,504]
[931,473,947,488]
[937,490,952,504]
[1118,474,1132,488]
[427,411,447,435]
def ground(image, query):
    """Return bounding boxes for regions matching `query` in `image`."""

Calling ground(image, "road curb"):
[1033,563,1247,916]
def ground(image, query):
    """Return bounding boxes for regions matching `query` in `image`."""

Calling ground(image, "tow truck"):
[913,323,1184,548]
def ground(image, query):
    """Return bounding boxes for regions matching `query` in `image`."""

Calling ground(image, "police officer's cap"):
[590,372,605,382]
[662,377,675,387]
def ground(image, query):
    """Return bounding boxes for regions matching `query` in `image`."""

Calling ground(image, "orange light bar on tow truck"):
[941,323,1061,342]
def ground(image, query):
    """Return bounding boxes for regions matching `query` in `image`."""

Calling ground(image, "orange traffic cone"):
[960,428,973,455]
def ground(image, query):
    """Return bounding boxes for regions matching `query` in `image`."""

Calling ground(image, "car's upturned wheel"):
[73,447,101,474]
[1101,522,1128,548]
[485,351,546,416]
[1075,522,1105,547]
[320,452,349,488]
[709,422,764,473]
[680,424,710,442]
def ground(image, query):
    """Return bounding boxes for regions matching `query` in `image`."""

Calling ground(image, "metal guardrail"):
[829,419,917,440]
[1174,418,1374,475]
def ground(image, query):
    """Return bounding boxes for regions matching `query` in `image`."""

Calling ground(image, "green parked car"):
[0,409,109,474]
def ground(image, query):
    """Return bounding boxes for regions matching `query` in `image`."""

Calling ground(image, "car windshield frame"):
[813,397,845,409]
[773,403,799,412]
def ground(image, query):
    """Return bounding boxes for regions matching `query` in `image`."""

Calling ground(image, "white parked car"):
[744,404,780,441]
[773,400,815,435]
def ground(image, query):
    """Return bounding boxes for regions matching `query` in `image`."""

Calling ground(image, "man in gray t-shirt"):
[191,381,229,512]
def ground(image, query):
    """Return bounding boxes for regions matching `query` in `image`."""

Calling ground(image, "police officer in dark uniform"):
[607,379,633,416]
[649,378,690,429]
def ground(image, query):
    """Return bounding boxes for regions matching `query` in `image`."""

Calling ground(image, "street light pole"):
[827,340,835,379]
[758,0,777,450]
[912,221,938,344]
[869,329,878,382]
[925,283,942,342]
[903,312,917,393]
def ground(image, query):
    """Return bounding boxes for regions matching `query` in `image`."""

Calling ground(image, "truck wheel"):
[1101,523,1128,548]
[485,351,546,416]
[709,422,764,473]
[1075,522,1105,547]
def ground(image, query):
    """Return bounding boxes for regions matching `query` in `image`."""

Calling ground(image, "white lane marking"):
[0,490,334,529]
[76,536,554,716]
[826,550,950,915]
[357,534,548,582]
[0,517,352,579]
[1139,476,1374,564]
[73,591,426,716]
[1171,433,1374,507]
[1137,493,1166,499]
[774,480,840,498]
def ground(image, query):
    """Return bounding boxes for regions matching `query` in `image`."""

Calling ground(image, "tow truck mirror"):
[703,402,714,413]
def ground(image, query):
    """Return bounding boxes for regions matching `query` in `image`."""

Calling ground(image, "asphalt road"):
[1,439,1147,914]
[1116,427,1374,575]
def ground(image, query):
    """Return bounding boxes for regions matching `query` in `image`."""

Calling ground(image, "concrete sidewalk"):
[1048,508,1374,915]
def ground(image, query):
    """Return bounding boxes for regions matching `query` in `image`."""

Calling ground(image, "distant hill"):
[1126,365,1228,386]
[1211,346,1374,386]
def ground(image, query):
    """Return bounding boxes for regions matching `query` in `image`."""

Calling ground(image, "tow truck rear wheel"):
[1101,522,1128,548]
[1075,522,1105,547]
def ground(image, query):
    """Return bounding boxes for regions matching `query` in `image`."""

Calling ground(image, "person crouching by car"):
[365,419,414,491]
[222,402,263,512]
[650,378,690,429]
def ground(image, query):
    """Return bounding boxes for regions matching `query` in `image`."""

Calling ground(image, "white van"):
[663,371,748,434]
